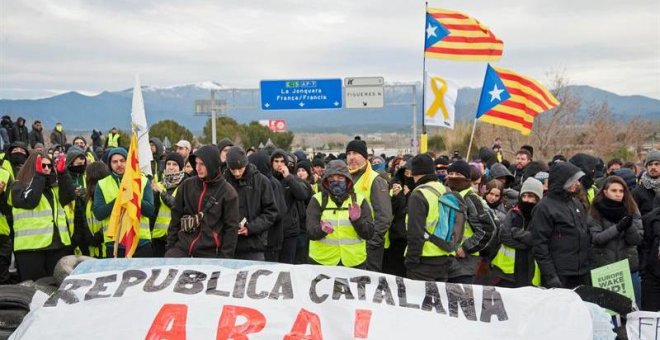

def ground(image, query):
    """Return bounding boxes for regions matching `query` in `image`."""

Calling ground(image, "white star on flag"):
[489,84,504,102]
[426,23,437,39]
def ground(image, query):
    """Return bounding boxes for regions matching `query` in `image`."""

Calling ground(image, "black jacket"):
[633,184,657,217]
[166,145,239,258]
[532,162,591,281]
[390,167,412,242]
[248,151,287,253]
[641,207,660,277]
[225,163,278,253]
[271,149,311,238]
[495,206,536,286]
[28,125,44,149]
[588,212,643,271]
[12,118,28,144]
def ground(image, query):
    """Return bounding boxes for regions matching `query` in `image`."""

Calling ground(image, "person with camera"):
[165,145,239,258]
[224,147,278,261]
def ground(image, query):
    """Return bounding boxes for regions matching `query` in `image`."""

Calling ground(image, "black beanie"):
[165,152,184,170]
[447,160,472,179]
[411,154,435,176]
[346,139,368,159]
[312,157,325,168]
[226,146,248,170]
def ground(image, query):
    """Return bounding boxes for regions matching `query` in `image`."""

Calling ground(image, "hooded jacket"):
[249,150,287,253]
[28,122,45,149]
[50,125,67,146]
[165,145,238,258]
[532,162,591,282]
[350,159,393,248]
[217,138,234,175]
[494,206,537,286]
[149,137,165,181]
[224,163,278,253]
[12,117,29,144]
[271,149,311,238]
[306,160,374,243]
[569,153,599,192]
[478,147,497,170]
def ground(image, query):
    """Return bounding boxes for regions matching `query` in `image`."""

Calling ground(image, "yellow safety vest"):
[404,181,455,257]
[491,244,541,286]
[586,185,597,204]
[86,200,104,258]
[309,193,368,267]
[0,158,14,179]
[353,166,388,248]
[86,151,96,164]
[153,187,177,239]
[12,186,71,251]
[107,133,120,148]
[97,175,151,245]
[0,168,10,236]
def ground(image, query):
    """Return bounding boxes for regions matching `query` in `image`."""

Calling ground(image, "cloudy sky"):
[1,0,658,99]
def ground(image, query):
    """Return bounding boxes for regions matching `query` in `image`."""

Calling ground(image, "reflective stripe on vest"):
[309,193,367,267]
[405,181,454,257]
[97,175,151,244]
[12,187,71,251]
[587,186,597,204]
[153,187,178,239]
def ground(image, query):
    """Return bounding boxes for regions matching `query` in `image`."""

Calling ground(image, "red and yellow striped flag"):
[425,8,503,61]
[107,130,142,257]
[476,64,559,135]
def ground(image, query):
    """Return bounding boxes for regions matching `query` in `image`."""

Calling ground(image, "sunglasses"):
[42,163,53,169]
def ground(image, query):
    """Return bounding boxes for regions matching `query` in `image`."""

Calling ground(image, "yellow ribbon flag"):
[424,73,458,129]
[107,130,143,258]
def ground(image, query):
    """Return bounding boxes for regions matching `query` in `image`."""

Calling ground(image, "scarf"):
[349,162,374,193]
[596,197,627,223]
[162,171,185,189]
[640,172,660,195]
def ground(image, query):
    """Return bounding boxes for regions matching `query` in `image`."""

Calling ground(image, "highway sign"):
[260,79,343,110]
[344,76,384,109]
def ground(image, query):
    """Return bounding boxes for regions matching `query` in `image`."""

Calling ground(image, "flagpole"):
[419,1,428,154]
[466,119,477,160]
[467,63,491,161]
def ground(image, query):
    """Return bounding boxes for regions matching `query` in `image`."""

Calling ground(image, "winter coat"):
[28,124,45,149]
[494,206,537,286]
[532,162,592,281]
[389,167,412,242]
[641,207,660,277]
[588,213,643,271]
[91,130,103,149]
[149,137,165,182]
[50,129,66,146]
[633,184,657,217]
[350,163,393,248]
[166,145,239,258]
[224,163,278,253]
[271,149,311,238]
[11,118,28,145]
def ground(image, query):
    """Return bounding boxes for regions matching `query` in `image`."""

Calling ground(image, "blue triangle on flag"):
[425,13,450,49]
[476,64,511,118]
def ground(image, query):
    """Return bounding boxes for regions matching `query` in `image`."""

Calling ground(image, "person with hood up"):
[224,147,278,261]
[63,146,90,255]
[1,142,30,178]
[634,150,660,217]
[12,117,29,145]
[294,159,315,263]
[28,120,45,149]
[50,122,67,147]
[311,157,325,185]
[491,178,544,288]
[345,139,392,271]
[83,162,110,258]
[445,160,497,283]
[271,149,311,263]
[532,162,591,288]
[91,129,103,150]
[93,147,155,257]
[0,115,12,149]
[248,150,287,262]
[489,162,518,209]
[0,167,13,284]
[151,152,186,257]
[306,159,374,268]
[11,151,75,281]
[217,138,234,176]
[588,175,644,305]
[165,145,239,258]
[569,153,600,204]
[149,137,165,183]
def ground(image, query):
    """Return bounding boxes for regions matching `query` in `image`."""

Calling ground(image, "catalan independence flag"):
[106,130,143,257]
[476,64,559,135]
[425,8,503,61]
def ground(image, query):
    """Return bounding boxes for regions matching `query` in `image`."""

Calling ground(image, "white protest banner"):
[626,311,660,340]
[12,259,592,339]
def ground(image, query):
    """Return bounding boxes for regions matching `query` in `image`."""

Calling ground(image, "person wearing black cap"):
[346,139,392,272]
[165,145,239,258]
[151,152,186,257]
[532,161,591,289]
[311,158,325,185]
[224,146,278,261]
[404,153,454,281]
[445,160,496,284]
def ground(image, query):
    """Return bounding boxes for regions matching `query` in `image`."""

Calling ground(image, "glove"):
[320,220,334,234]
[616,216,633,232]
[348,202,361,222]
[35,155,45,175]
[55,156,67,174]
[545,276,563,289]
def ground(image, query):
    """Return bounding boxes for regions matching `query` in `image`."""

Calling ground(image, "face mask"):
[46,174,58,187]
[56,125,63,132]
[372,163,385,171]
[69,164,86,174]
[436,173,447,182]
[328,180,347,197]
[445,177,471,192]
[9,153,27,165]
[519,201,536,218]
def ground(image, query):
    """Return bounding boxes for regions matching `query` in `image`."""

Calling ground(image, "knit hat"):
[65,146,86,167]
[107,147,127,161]
[296,159,312,177]
[346,139,368,159]
[226,146,248,170]
[165,152,185,170]
[312,157,325,168]
[520,177,544,200]
[447,160,472,179]
[645,149,660,166]
[411,153,435,176]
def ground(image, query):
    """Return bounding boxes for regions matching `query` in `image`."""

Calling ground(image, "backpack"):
[415,184,466,252]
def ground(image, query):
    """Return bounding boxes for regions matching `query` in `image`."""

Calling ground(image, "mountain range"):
[0,82,658,134]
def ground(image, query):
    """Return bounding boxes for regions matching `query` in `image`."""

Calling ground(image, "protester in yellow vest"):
[1,142,30,179]
[93,148,155,257]
[345,138,392,272]
[10,152,75,281]
[306,160,374,269]
[83,162,111,258]
[105,127,121,148]
[0,167,13,284]
[491,178,543,287]
[151,152,186,257]
[72,136,97,164]
[404,154,455,281]
[445,160,496,284]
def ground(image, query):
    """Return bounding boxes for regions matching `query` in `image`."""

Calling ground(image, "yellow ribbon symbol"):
[426,76,449,121]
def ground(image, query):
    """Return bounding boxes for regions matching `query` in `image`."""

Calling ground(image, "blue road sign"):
[260,79,343,111]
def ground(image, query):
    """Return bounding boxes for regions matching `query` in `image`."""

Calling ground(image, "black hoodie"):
[149,137,165,181]
[271,149,311,238]
[532,162,591,283]
[166,145,239,258]
[12,117,29,144]
[249,151,287,253]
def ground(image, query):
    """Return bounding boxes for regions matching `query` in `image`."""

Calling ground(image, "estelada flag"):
[425,8,503,61]
[476,64,560,135]
[106,130,143,258]
[424,72,458,129]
